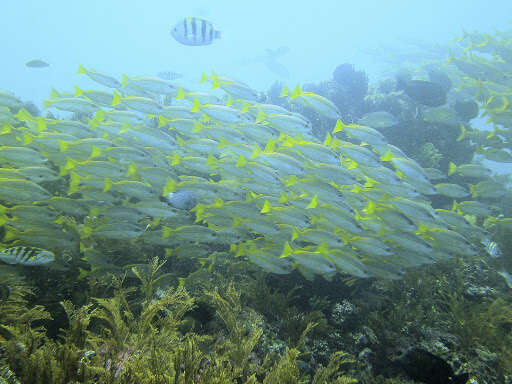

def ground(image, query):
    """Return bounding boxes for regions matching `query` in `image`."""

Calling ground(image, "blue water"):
[3,0,511,108]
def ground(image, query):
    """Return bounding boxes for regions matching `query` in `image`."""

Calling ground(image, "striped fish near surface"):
[171,17,221,46]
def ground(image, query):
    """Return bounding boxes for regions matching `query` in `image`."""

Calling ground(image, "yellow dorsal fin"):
[217,137,229,149]
[22,132,34,145]
[332,119,346,134]
[365,200,377,214]
[206,153,217,168]
[261,200,272,214]
[351,185,363,194]
[1,124,12,134]
[121,74,130,87]
[284,175,299,187]
[163,178,176,195]
[306,194,318,209]
[213,197,224,208]
[103,178,113,192]
[63,157,78,172]
[280,85,290,98]
[191,98,201,113]
[317,242,328,255]
[233,217,243,227]
[193,121,203,133]
[176,87,186,100]
[206,154,217,168]
[448,162,457,176]
[236,154,247,167]
[77,64,87,75]
[364,180,375,188]
[380,150,394,162]
[14,109,33,122]
[212,76,220,89]
[36,119,47,132]
[256,109,266,123]
[59,140,69,152]
[292,227,301,241]
[290,84,302,99]
[171,151,181,166]
[323,132,332,146]
[158,115,167,128]
[126,162,138,177]
[264,138,276,153]
[250,145,262,159]
[280,242,293,258]
[74,86,83,97]
[68,172,82,194]
[417,223,431,235]
[90,146,102,159]
[112,91,122,106]
[95,109,106,122]
[162,226,174,238]
[283,136,296,147]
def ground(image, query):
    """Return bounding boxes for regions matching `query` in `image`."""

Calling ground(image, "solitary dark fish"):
[26,59,50,68]
[396,72,447,107]
[166,190,197,210]
[171,17,221,46]
[395,347,469,384]
[454,99,479,121]
[400,79,446,107]
[426,67,452,93]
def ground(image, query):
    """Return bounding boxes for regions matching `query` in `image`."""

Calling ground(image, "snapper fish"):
[171,17,221,46]
[0,246,55,266]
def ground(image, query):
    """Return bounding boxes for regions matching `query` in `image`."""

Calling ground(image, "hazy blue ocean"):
[3,1,511,104]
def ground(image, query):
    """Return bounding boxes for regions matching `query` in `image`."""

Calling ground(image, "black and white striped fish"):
[482,238,501,258]
[0,246,55,266]
[157,71,183,81]
[171,17,221,46]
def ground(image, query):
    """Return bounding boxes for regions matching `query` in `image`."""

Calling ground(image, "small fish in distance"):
[26,59,50,68]
[157,71,183,81]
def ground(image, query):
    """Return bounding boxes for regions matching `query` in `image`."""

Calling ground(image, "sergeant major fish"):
[171,17,221,46]
[0,246,55,266]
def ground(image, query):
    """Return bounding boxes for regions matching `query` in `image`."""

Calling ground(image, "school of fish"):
[0,45,511,280]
